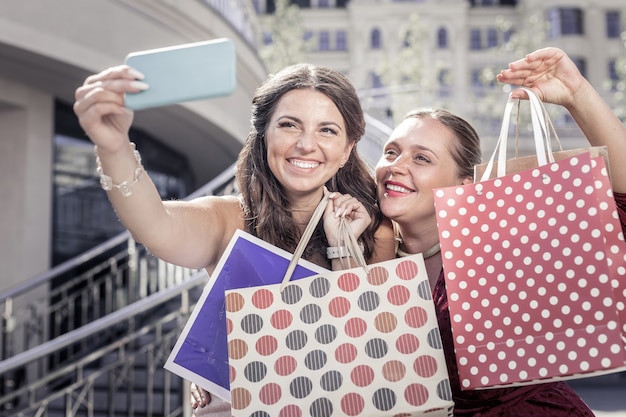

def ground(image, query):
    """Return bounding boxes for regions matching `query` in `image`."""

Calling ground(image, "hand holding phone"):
[124,38,236,110]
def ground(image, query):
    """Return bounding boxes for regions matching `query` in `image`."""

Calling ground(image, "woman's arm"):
[497,47,626,193]
[74,65,242,270]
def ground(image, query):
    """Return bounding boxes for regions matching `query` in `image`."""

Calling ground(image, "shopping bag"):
[164,229,327,401]
[226,254,453,417]
[225,198,454,416]
[433,88,626,390]
[473,94,612,181]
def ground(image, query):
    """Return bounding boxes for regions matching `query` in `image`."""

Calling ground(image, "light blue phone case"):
[124,38,236,110]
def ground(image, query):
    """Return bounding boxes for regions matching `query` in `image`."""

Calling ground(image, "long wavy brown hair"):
[236,64,382,264]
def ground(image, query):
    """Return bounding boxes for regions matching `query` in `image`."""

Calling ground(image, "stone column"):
[0,77,53,291]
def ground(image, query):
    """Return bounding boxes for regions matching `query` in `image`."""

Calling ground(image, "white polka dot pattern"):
[225,254,454,416]
[434,154,626,389]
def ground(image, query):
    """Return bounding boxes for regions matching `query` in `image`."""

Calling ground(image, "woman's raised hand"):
[324,191,372,247]
[73,66,149,153]
[498,47,626,193]
[496,47,588,109]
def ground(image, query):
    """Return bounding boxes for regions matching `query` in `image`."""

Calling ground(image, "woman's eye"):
[415,154,431,163]
[278,121,296,128]
[320,126,338,135]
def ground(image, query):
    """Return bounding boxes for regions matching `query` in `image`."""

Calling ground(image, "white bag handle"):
[280,193,368,290]
[337,215,368,272]
[280,193,329,288]
[480,88,560,182]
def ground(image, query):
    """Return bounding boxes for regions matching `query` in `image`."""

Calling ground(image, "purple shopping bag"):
[165,229,326,402]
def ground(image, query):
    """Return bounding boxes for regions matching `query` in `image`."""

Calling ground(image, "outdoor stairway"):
[0,113,395,416]
[0,165,237,417]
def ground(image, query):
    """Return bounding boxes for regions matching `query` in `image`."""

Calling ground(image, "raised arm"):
[73,66,241,271]
[497,47,626,193]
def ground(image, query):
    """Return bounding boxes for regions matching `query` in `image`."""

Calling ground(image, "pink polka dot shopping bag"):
[434,88,626,390]
[225,196,454,416]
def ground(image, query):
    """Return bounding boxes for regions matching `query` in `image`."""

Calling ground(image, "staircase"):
[0,165,237,417]
[0,111,392,417]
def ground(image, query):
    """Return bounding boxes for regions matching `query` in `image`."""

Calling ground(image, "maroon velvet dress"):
[432,192,626,416]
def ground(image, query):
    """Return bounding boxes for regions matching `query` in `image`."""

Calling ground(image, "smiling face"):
[265,88,353,201]
[375,116,472,228]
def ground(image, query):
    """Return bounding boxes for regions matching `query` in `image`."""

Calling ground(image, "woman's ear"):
[342,142,355,166]
[460,176,473,185]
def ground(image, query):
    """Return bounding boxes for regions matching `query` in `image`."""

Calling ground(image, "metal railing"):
[0,163,237,416]
[0,115,393,416]
[0,164,236,361]
[0,273,206,417]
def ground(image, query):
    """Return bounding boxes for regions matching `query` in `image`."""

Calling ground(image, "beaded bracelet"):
[95,142,144,197]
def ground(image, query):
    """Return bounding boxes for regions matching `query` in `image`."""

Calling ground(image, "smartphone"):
[124,38,236,110]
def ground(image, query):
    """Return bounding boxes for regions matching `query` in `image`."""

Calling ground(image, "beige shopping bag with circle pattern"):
[225,196,454,416]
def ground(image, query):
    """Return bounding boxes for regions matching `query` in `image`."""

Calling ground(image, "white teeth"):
[386,184,411,193]
[290,160,319,169]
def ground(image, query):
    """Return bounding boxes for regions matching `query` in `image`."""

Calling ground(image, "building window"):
[470,68,492,97]
[336,30,347,50]
[263,31,273,45]
[438,68,452,97]
[371,28,382,49]
[547,7,584,38]
[319,30,330,51]
[571,56,587,78]
[304,30,313,43]
[503,28,513,43]
[371,71,383,89]
[437,27,448,49]
[607,11,621,38]
[609,59,619,83]
[403,31,412,48]
[470,28,482,50]
[487,28,498,47]
[471,68,483,91]
[470,0,517,5]
[292,0,311,7]
[318,0,330,7]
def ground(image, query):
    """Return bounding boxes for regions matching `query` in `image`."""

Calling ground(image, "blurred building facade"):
[255,0,626,142]
[253,0,626,119]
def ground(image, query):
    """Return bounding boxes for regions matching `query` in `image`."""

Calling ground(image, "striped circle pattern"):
[225,255,453,416]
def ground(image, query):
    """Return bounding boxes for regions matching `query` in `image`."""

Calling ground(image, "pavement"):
[573,387,626,416]
[569,373,626,417]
